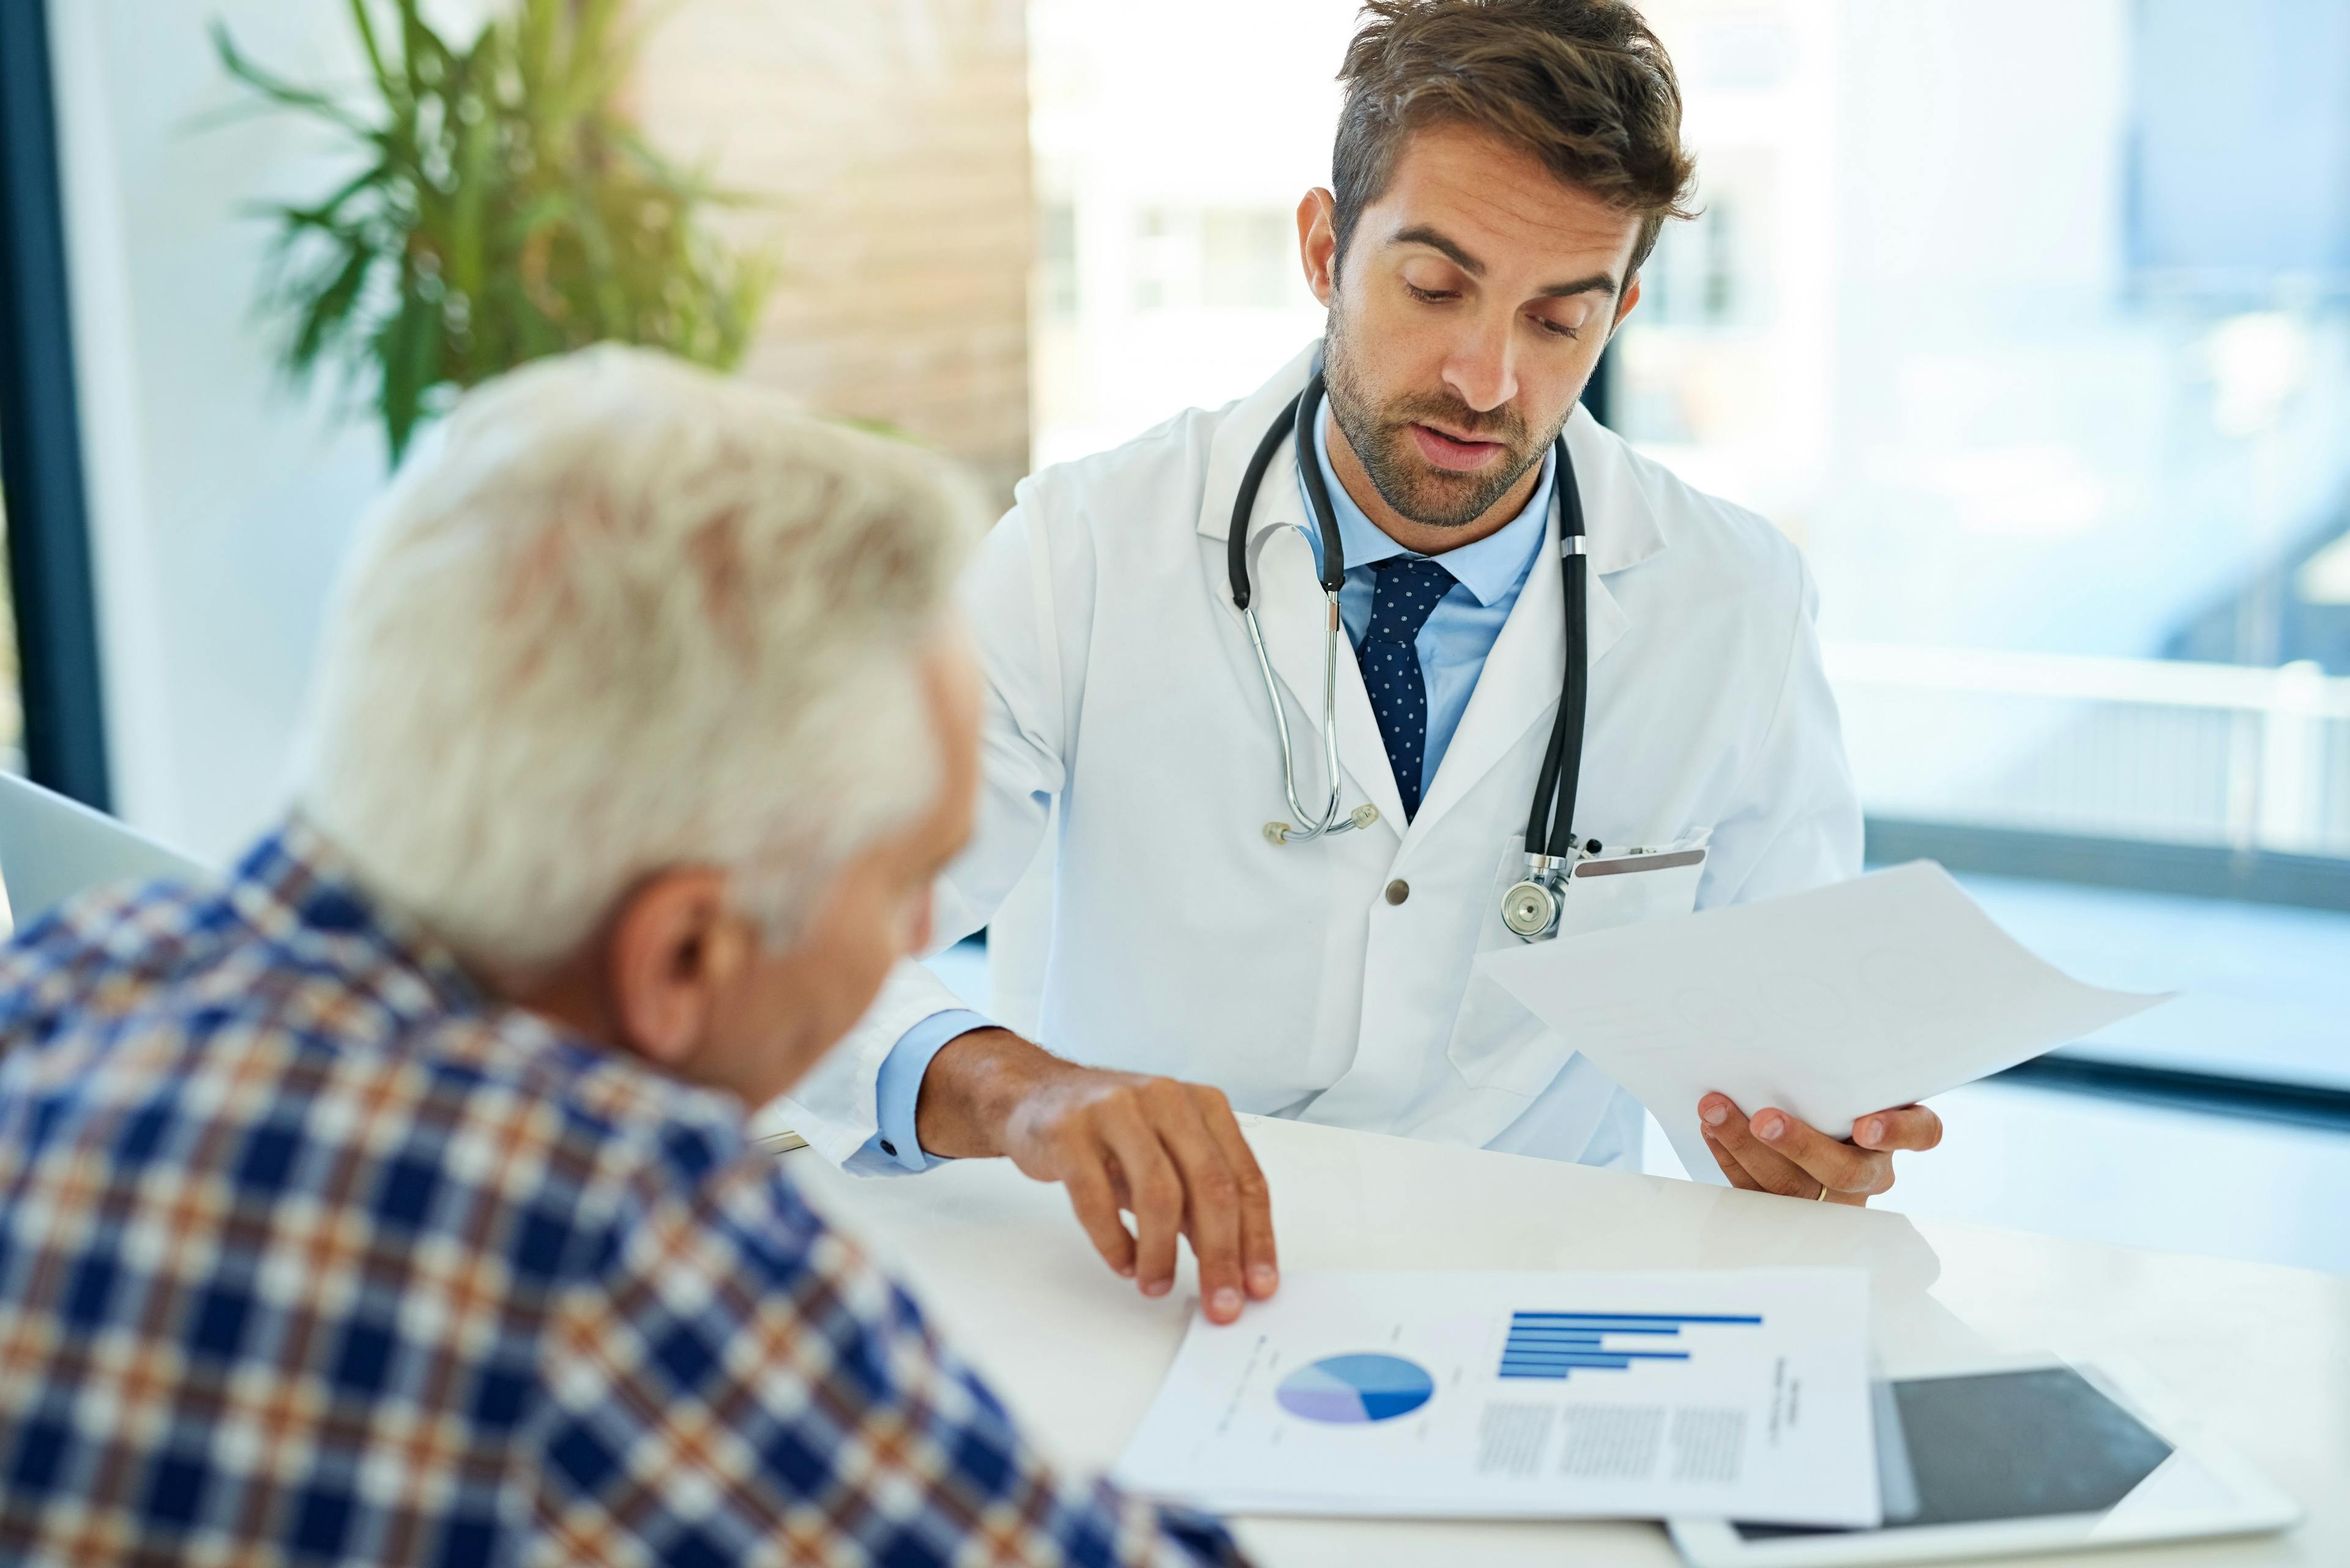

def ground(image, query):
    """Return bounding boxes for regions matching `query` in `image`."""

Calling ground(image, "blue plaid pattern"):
[0,820,1240,1567]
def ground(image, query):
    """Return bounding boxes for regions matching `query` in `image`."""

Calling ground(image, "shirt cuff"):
[856,1009,992,1174]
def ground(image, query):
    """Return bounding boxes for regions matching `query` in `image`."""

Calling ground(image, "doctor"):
[787,0,1944,1323]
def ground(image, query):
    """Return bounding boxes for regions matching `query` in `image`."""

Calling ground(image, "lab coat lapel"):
[1194,340,1322,541]
[1404,408,1646,844]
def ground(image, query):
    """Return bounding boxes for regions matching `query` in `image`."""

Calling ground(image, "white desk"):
[787,1114,2348,1567]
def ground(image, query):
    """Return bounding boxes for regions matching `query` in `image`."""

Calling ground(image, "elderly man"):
[0,350,1237,1566]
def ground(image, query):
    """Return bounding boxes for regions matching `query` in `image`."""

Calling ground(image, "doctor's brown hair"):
[1332,0,1698,278]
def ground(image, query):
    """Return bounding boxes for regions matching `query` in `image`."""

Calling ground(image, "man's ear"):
[1611,271,1643,331]
[1297,187,1340,305]
[602,868,747,1069]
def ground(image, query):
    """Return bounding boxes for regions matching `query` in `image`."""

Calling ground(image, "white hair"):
[295,346,982,970]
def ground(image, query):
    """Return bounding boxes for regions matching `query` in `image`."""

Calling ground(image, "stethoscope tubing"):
[1240,594,1354,842]
[1226,370,1589,858]
[1230,373,1360,841]
[1526,463,1591,861]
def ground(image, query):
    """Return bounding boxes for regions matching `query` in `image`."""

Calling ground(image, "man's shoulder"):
[2,873,223,971]
[1608,430,1804,582]
[999,343,1311,563]
[428,1012,838,1275]
[0,875,778,1282]
[409,1006,763,1196]
[1591,424,1812,626]
[0,875,244,1044]
[1020,401,1222,501]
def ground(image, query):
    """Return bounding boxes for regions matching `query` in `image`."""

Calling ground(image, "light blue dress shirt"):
[1301,395,1556,802]
[852,397,1556,1174]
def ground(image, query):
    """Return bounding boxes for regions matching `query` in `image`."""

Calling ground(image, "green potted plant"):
[214,0,773,462]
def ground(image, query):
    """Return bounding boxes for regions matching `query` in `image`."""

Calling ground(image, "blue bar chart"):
[1498,1309,1764,1380]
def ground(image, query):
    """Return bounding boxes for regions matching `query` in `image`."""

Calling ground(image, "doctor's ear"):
[1612,273,1644,329]
[1297,187,1339,305]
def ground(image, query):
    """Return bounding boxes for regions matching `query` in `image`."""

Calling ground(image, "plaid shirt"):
[0,820,1239,1567]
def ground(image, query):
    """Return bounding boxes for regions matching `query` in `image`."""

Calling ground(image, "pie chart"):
[1275,1353,1436,1424]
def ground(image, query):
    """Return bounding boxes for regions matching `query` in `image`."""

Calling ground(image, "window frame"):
[0,0,111,809]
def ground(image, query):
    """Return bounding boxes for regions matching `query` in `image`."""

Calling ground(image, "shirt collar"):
[225,816,487,1024]
[1302,394,1555,607]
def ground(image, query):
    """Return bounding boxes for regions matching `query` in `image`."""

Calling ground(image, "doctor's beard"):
[1322,324,1562,531]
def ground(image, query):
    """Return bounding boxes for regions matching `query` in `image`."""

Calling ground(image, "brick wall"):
[633,1,1034,505]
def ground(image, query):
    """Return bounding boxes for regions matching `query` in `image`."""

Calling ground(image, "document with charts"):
[1116,1268,1878,1526]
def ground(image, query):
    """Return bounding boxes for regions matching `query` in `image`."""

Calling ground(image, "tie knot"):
[1364,556,1455,646]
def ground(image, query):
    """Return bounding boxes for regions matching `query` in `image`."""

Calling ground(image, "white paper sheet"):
[1477,860,2169,1181]
[1116,1269,1879,1526]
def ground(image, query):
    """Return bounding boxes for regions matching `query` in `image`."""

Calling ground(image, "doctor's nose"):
[1441,321,1520,414]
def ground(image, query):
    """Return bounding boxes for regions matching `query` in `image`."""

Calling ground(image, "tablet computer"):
[1668,1360,2299,1566]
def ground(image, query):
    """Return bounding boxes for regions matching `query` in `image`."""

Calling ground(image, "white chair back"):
[0,773,206,939]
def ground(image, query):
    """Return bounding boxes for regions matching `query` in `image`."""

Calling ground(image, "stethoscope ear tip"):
[1266,802,1379,846]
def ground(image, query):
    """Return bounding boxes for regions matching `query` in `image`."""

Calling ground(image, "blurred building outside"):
[1029,0,1344,466]
[1616,0,2350,865]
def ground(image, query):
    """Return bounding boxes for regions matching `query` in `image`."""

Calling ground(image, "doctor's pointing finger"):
[783,0,1950,1305]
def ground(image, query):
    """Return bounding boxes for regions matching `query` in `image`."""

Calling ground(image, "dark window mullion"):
[0,0,110,810]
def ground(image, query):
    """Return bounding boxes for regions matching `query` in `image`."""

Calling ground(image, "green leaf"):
[377,269,438,461]
[288,244,377,373]
[442,36,498,310]
[516,0,558,103]
[397,0,438,102]
[346,0,398,103]
[508,190,576,238]
[211,0,778,469]
[274,162,392,233]
[209,21,371,135]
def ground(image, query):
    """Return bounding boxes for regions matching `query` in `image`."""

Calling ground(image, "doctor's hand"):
[916,1028,1278,1324]
[1695,1093,1943,1206]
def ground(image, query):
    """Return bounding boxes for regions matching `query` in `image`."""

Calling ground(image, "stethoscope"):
[1225,370,1593,942]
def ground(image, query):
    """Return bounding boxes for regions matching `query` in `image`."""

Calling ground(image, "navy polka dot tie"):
[1360,556,1455,820]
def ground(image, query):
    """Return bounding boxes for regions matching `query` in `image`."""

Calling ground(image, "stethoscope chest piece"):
[1501,876,1562,941]
[1501,851,1576,941]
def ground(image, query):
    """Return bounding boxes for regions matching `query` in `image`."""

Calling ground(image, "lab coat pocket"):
[1444,832,1708,1096]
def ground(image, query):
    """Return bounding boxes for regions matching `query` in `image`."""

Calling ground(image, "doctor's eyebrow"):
[1389,224,1621,299]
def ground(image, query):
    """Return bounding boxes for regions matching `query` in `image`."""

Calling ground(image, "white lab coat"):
[782,342,1862,1171]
